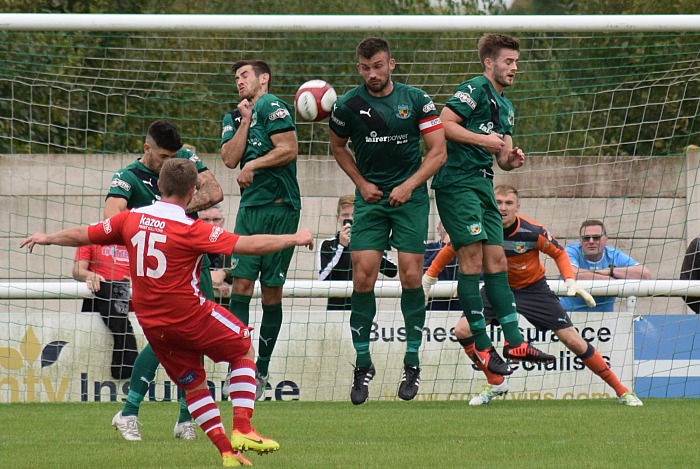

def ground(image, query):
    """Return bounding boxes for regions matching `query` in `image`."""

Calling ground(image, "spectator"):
[73,243,138,380]
[679,236,700,313]
[423,221,461,312]
[561,219,651,312]
[317,194,397,311]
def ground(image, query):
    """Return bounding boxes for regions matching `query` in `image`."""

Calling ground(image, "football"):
[294,80,337,122]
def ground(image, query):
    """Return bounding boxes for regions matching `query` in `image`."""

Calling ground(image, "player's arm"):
[422,243,457,303]
[388,126,446,207]
[318,239,342,281]
[680,238,700,280]
[221,105,251,169]
[21,226,91,253]
[329,128,383,203]
[72,256,105,293]
[104,196,128,218]
[541,234,596,307]
[237,130,297,190]
[494,134,525,171]
[186,169,224,214]
[233,229,315,255]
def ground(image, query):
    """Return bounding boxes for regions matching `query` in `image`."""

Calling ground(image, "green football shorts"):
[350,188,428,254]
[230,204,300,287]
[434,177,503,251]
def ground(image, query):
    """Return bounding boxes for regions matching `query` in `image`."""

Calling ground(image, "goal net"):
[2,16,700,403]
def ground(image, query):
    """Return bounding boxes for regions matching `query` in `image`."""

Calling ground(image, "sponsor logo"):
[102,219,112,234]
[396,104,411,119]
[177,371,197,385]
[260,336,272,346]
[110,178,131,191]
[359,108,372,117]
[365,131,409,144]
[139,214,166,230]
[188,154,201,163]
[209,226,224,242]
[467,84,476,93]
[468,223,482,235]
[422,101,436,113]
[331,114,345,127]
[222,124,233,137]
[142,179,153,187]
[479,122,494,134]
[271,101,280,107]
[269,108,290,121]
[454,91,476,109]
[350,325,363,335]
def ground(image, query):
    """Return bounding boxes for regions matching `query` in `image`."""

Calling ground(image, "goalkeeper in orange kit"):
[423,185,643,406]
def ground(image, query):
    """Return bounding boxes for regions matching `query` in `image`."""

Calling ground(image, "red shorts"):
[142,303,252,390]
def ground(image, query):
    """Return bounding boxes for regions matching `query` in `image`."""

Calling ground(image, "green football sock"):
[401,287,425,367]
[122,343,159,417]
[350,290,376,368]
[177,394,191,423]
[228,293,252,326]
[256,303,283,377]
[483,272,524,345]
[457,273,492,351]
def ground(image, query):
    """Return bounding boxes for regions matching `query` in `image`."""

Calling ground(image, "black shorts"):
[481,277,574,332]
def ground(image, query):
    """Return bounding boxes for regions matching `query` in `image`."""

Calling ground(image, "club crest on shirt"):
[230,257,239,270]
[508,109,515,126]
[514,242,527,253]
[469,223,482,236]
[396,104,411,119]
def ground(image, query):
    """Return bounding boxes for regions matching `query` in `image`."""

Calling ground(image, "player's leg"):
[516,280,642,406]
[349,249,382,404]
[555,327,642,405]
[254,204,300,400]
[391,194,429,401]
[346,197,389,405]
[228,207,260,326]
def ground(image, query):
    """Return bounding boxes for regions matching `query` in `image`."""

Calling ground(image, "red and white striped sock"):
[229,358,256,433]
[186,388,232,455]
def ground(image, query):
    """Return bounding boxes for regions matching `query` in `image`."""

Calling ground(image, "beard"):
[365,77,391,94]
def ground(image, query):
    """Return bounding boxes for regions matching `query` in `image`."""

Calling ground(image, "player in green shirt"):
[221,60,301,401]
[329,37,447,405]
[425,34,555,392]
[107,120,224,442]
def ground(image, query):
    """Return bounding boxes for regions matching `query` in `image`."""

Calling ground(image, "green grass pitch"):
[2,399,698,468]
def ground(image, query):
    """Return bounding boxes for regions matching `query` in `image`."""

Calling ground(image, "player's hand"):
[19,233,50,253]
[294,229,315,250]
[339,223,351,248]
[237,99,253,121]
[422,273,438,306]
[483,132,506,154]
[507,146,525,169]
[358,181,383,204]
[565,278,596,307]
[237,165,254,189]
[388,183,413,207]
[86,274,106,293]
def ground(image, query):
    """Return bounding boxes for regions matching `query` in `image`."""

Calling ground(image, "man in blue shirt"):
[561,219,651,312]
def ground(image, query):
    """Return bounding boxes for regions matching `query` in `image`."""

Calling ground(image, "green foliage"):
[2,400,700,468]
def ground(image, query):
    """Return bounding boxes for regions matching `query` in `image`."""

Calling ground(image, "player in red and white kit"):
[21,158,315,467]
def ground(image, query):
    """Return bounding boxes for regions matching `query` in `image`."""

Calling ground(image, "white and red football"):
[294,80,337,122]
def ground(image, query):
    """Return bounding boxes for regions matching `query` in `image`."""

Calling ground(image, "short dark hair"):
[147,120,182,152]
[356,37,391,61]
[231,60,272,90]
[159,158,198,198]
[478,34,520,68]
[580,219,607,236]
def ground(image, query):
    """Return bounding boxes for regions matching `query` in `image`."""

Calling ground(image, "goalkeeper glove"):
[422,273,438,306]
[564,278,596,308]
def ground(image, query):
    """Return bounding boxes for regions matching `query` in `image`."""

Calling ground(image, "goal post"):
[2,14,700,403]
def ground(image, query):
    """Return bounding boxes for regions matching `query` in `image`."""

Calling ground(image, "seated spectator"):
[561,219,651,312]
[680,236,700,314]
[73,243,138,379]
[317,194,397,310]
